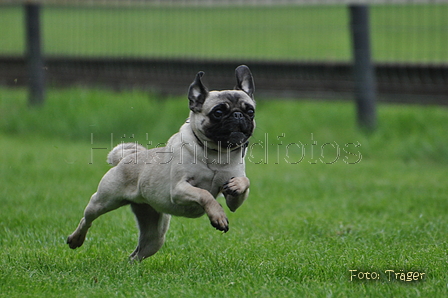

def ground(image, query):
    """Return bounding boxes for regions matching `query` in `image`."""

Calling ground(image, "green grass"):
[1,87,448,297]
[1,4,447,62]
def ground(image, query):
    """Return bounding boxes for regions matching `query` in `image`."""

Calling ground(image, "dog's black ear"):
[188,71,209,112]
[235,65,255,98]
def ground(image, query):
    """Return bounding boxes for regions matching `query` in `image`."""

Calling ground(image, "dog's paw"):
[209,205,229,233]
[209,212,229,233]
[204,197,229,232]
[66,232,85,249]
[223,177,250,212]
[223,177,249,197]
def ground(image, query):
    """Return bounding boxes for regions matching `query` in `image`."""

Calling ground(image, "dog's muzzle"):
[228,132,248,147]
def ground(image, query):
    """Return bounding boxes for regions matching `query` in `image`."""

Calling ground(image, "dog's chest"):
[189,164,231,197]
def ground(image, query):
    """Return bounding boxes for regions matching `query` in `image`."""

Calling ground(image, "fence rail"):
[1,56,447,104]
[2,0,447,6]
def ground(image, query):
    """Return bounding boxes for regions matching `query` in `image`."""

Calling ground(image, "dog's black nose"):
[233,112,244,120]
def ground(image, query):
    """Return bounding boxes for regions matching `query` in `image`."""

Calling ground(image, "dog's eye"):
[247,109,255,119]
[213,109,223,119]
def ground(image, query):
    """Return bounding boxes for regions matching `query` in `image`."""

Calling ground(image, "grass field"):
[1,4,447,62]
[1,87,448,297]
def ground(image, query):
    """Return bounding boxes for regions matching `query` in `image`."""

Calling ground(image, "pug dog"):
[67,65,255,261]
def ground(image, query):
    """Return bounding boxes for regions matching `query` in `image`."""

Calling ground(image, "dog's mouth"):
[203,113,255,150]
[228,132,248,147]
[211,131,249,149]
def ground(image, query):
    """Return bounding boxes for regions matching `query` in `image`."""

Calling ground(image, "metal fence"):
[1,0,447,109]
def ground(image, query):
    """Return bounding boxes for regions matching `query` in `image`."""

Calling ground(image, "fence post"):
[25,2,45,106]
[349,5,376,130]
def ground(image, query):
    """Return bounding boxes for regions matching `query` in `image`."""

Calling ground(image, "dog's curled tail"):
[107,142,146,166]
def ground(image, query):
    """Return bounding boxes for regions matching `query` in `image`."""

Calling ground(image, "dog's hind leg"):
[67,191,129,249]
[129,203,171,262]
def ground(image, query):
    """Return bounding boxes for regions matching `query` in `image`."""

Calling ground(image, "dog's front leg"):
[172,181,229,232]
[223,177,250,212]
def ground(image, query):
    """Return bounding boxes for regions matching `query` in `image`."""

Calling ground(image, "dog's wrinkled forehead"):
[202,90,255,112]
